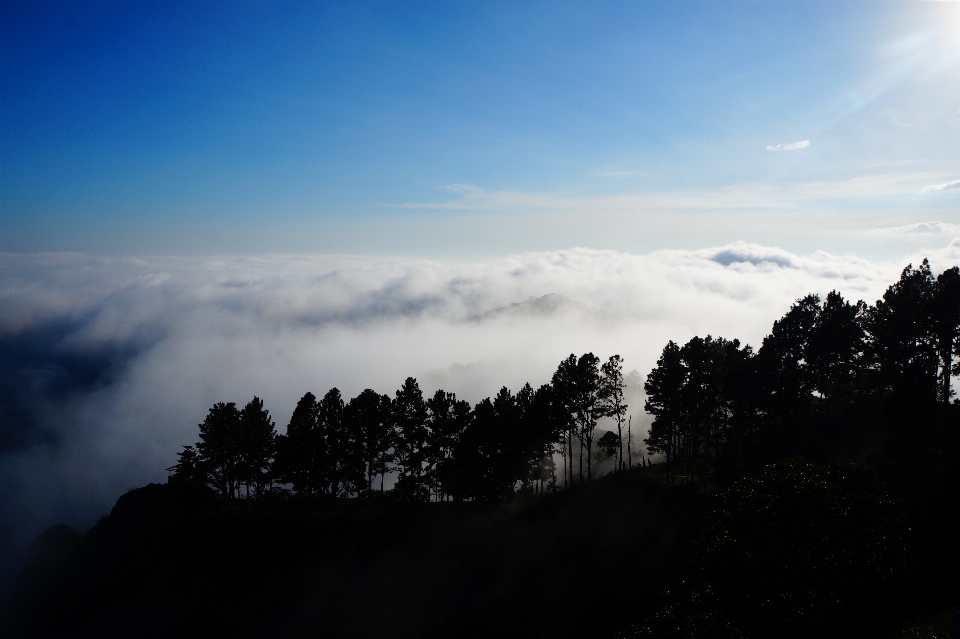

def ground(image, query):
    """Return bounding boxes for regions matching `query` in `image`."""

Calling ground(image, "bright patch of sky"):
[1,0,959,259]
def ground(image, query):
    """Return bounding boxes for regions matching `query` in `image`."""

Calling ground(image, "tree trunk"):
[587,436,592,482]
[563,441,567,490]
[617,417,623,472]
[942,347,952,403]
[577,432,583,485]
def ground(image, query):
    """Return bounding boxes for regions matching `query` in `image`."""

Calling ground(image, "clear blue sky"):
[2,0,958,256]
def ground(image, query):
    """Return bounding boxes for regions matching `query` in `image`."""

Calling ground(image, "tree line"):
[644,259,960,481]
[172,259,960,499]
[170,353,639,502]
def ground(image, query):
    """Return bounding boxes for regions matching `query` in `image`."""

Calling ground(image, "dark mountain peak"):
[468,293,580,322]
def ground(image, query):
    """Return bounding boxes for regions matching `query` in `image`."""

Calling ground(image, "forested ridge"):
[167,351,635,504]
[4,259,960,639]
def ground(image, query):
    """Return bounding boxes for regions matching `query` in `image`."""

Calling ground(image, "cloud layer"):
[396,171,950,215]
[868,221,960,237]
[4,240,960,584]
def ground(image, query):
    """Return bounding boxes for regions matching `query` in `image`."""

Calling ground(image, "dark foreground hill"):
[1,469,705,639]
[4,452,960,639]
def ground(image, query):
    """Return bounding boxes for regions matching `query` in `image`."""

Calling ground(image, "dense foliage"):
[170,355,633,502]
[644,260,960,481]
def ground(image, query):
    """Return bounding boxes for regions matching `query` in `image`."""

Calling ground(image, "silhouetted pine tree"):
[196,402,243,499]
[317,388,349,496]
[522,383,562,494]
[933,266,960,403]
[806,291,865,408]
[644,341,684,478]
[425,389,471,501]
[344,389,394,495]
[169,445,202,484]
[600,355,628,471]
[392,377,430,502]
[238,397,277,499]
[865,260,939,405]
[275,392,320,495]
[552,353,603,483]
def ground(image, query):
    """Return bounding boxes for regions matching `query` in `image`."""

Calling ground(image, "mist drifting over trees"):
[170,352,636,503]
[4,258,960,639]
[168,259,960,502]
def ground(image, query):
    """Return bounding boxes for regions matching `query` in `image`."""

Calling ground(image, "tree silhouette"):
[275,392,320,495]
[169,445,202,483]
[863,260,938,406]
[933,266,960,403]
[238,397,277,499]
[644,336,755,480]
[552,354,578,488]
[167,258,960,507]
[392,377,430,502]
[345,389,395,495]
[317,388,350,496]
[600,355,628,471]
[644,341,684,478]
[425,389,470,501]
[523,383,562,494]
[447,388,528,501]
[196,402,242,499]
[552,353,603,482]
[756,294,819,420]
[806,291,865,408]
[596,431,619,468]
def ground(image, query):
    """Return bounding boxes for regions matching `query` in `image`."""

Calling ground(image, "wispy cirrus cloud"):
[393,172,951,214]
[922,179,960,192]
[867,221,960,237]
[766,140,811,151]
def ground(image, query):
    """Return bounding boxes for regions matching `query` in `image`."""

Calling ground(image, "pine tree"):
[425,389,470,501]
[644,341,684,478]
[238,397,277,499]
[392,377,429,502]
[318,388,348,496]
[864,260,938,405]
[275,392,320,495]
[344,389,394,496]
[806,291,865,407]
[600,355,628,471]
[196,402,242,499]
[933,266,960,403]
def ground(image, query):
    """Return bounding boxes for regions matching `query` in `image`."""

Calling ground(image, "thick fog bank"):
[3,240,959,584]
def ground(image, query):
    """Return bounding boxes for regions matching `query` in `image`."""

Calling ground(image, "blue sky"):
[2,0,959,256]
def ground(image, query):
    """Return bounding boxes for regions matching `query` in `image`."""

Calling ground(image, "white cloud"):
[393,172,949,215]
[867,221,960,237]
[5,240,960,563]
[922,179,960,192]
[765,140,811,151]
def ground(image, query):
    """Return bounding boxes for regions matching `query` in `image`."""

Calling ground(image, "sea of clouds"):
[3,238,960,583]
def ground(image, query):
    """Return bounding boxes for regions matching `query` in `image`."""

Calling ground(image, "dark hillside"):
[2,468,705,639]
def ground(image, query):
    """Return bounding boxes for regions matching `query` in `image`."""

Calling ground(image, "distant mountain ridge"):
[468,293,581,322]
